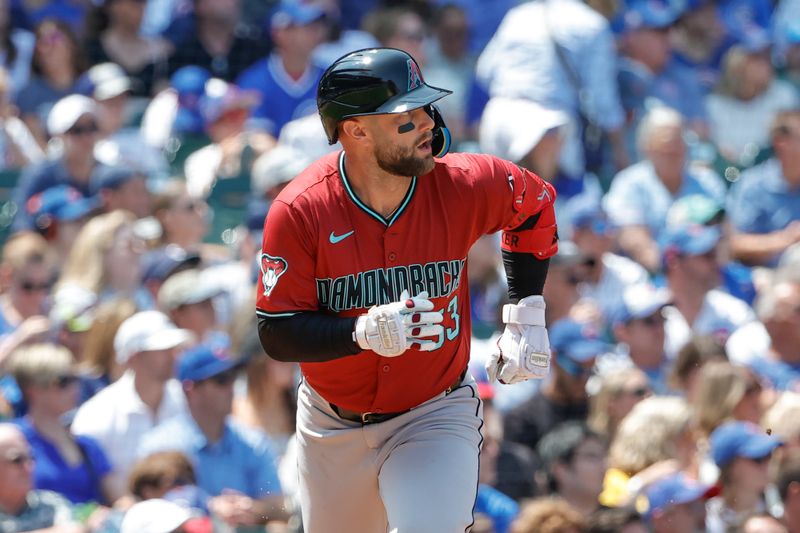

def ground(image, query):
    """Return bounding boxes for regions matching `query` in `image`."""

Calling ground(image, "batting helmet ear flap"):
[426,104,451,158]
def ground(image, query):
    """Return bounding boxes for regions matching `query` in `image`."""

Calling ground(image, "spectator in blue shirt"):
[604,106,726,272]
[728,109,800,266]
[616,0,709,157]
[8,343,120,505]
[138,342,287,527]
[236,2,325,137]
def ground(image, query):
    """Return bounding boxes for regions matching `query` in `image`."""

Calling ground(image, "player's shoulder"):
[433,152,514,180]
[272,151,342,207]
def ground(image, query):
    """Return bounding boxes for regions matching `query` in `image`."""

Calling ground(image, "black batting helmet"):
[317,47,453,157]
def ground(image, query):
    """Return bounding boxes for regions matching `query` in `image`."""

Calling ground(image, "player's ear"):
[340,118,369,143]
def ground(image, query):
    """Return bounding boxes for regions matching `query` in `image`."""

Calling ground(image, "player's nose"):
[413,107,434,133]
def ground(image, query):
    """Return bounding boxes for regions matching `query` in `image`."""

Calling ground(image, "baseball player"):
[256,48,558,532]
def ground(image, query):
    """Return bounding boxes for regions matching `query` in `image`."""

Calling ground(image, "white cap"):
[48,283,97,332]
[120,499,192,533]
[616,284,672,324]
[47,94,98,136]
[479,97,569,163]
[84,62,132,101]
[157,269,221,312]
[114,310,193,365]
[251,145,311,196]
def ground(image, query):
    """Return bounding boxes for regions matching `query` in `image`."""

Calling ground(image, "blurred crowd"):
[0,0,799,532]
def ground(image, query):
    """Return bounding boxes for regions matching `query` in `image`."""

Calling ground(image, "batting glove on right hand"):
[354,290,444,357]
[486,295,551,384]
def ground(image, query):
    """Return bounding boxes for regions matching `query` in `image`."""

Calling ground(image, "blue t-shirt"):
[475,484,519,533]
[749,358,800,392]
[138,415,282,499]
[16,417,112,504]
[236,54,322,137]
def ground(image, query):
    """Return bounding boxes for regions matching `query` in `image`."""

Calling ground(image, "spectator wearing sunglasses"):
[706,421,783,532]
[0,422,85,533]
[606,283,674,395]
[504,318,611,459]
[661,224,756,359]
[588,367,651,442]
[568,202,649,325]
[139,342,286,528]
[7,343,121,506]
[12,94,112,232]
[71,311,192,496]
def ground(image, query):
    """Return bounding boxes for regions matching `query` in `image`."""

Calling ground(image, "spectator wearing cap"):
[477,0,629,179]
[84,0,172,98]
[642,472,712,533]
[0,423,85,533]
[251,144,311,201]
[537,421,607,517]
[615,0,709,157]
[776,450,800,533]
[24,185,99,257]
[479,98,572,195]
[604,283,674,394]
[0,66,44,171]
[90,165,151,218]
[8,343,121,506]
[603,107,726,272]
[504,318,610,459]
[158,269,220,342]
[727,110,800,267]
[237,1,325,137]
[140,245,201,305]
[184,78,274,242]
[16,20,87,150]
[140,65,211,150]
[707,31,799,169]
[120,498,205,533]
[661,224,756,358]
[568,202,648,323]
[11,94,111,232]
[744,280,800,392]
[70,310,192,492]
[77,62,171,179]
[48,283,97,368]
[706,421,783,532]
[139,343,286,527]
[167,0,271,83]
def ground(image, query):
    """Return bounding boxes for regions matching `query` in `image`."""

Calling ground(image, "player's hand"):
[354,290,444,357]
[486,295,550,384]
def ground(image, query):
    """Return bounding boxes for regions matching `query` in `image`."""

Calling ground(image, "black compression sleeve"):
[258,312,361,363]
[502,251,550,303]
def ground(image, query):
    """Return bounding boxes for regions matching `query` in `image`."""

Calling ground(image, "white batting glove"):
[486,295,551,384]
[354,290,444,357]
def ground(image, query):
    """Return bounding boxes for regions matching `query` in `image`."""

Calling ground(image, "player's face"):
[369,108,436,177]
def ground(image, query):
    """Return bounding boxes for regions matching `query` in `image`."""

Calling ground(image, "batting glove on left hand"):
[486,295,551,384]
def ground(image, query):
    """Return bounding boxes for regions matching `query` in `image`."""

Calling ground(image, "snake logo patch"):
[407,59,422,91]
[261,253,288,297]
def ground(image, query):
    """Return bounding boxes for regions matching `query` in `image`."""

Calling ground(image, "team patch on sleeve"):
[261,253,288,297]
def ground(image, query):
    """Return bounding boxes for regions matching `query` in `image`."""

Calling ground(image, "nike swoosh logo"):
[329,230,355,244]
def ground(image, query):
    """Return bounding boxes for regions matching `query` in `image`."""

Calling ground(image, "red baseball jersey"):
[256,150,556,413]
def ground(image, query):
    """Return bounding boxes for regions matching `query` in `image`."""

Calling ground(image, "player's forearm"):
[258,312,360,363]
[501,251,549,303]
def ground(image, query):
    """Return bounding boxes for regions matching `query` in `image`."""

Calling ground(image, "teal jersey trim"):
[338,151,416,227]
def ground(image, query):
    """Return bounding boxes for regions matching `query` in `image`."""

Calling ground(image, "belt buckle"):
[361,412,377,424]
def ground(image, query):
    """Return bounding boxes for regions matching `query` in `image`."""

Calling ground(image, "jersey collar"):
[338,151,416,227]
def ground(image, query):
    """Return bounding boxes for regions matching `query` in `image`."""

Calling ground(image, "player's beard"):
[374,137,435,177]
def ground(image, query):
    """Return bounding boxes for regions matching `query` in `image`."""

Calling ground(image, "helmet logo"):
[407,59,422,91]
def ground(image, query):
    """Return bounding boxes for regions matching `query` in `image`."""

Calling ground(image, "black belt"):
[330,369,467,425]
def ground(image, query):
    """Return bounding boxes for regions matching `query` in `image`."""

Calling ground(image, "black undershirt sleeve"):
[502,252,550,303]
[258,312,361,363]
